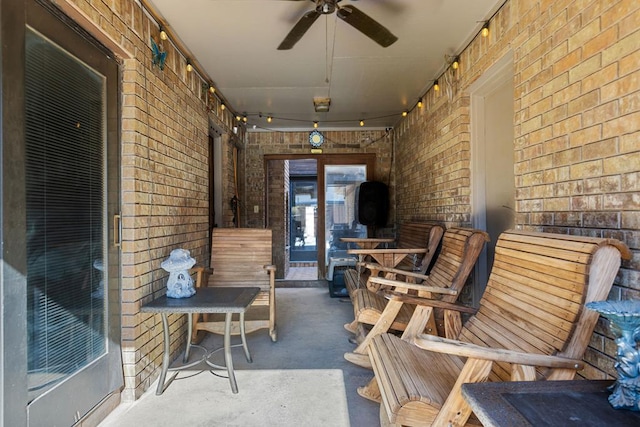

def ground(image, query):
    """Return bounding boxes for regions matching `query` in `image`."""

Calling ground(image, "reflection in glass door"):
[324,165,368,267]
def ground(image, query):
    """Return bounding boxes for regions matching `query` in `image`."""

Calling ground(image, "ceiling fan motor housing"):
[316,0,338,15]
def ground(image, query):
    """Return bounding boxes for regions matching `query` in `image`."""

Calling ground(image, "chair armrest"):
[363,265,430,281]
[412,335,584,370]
[190,266,213,274]
[370,277,457,295]
[381,290,477,314]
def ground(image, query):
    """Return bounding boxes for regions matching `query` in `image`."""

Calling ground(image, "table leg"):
[224,312,238,394]
[184,313,192,363]
[155,313,173,395]
[240,311,252,363]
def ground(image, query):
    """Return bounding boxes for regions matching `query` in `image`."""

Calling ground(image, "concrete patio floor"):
[98,286,379,427]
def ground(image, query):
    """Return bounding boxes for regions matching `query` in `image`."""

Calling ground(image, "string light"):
[452,56,459,70]
[243,115,248,123]
[481,22,489,37]
[159,26,168,41]
[186,60,193,72]
[221,103,226,110]
[313,121,319,128]
[402,111,408,117]
[433,80,440,91]
[359,119,365,127]
[267,116,272,123]
[236,115,242,122]
[417,99,423,108]
[209,85,215,94]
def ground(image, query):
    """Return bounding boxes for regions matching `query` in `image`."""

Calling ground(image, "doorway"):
[470,52,515,306]
[289,160,318,263]
[266,154,375,280]
[0,1,122,425]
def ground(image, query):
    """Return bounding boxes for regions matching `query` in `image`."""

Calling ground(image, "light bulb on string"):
[481,22,489,37]
[433,80,440,91]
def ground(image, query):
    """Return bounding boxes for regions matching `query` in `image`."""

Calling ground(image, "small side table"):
[141,286,259,395]
[462,380,640,427]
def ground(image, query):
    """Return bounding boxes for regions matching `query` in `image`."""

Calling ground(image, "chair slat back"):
[458,230,630,381]
[209,228,273,286]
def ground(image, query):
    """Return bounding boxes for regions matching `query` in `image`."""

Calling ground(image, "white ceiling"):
[146,0,504,130]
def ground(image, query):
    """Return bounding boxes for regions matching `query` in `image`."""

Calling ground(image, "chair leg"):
[357,376,381,403]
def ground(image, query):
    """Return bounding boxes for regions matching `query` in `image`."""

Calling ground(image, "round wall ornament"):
[309,130,324,148]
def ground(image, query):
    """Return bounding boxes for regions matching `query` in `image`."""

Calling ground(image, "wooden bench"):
[344,227,488,368]
[191,228,277,342]
[360,230,630,427]
[343,222,445,299]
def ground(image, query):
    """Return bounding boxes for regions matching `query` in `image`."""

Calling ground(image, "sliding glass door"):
[20,1,121,425]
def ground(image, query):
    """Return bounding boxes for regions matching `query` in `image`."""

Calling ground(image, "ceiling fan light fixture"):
[313,97,331,112]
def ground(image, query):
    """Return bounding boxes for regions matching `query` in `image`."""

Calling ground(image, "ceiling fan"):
[278,0,398,50]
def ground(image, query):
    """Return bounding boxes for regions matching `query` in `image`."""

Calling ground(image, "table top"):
[140,286,260,314]
[340,237,394,243]
[462,380,640,427]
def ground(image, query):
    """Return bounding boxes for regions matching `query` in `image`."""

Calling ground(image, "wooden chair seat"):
[360,230,631,427]
[369,333,464,422]
[353,289,416,331]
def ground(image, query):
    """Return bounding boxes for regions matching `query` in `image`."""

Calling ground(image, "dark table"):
[462,380,640,427]
[141,286,260,395]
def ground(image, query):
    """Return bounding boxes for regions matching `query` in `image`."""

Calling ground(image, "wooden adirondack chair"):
[191,228,277,342]
[359,230,630,427]
[344,227,489,368]
[343,222,445,299]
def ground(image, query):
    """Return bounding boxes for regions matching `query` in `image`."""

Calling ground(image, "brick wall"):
[65,0,240,400]
[391,0,640,379]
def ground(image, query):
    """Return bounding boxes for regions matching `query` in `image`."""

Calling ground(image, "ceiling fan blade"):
[336,5,398,48]
[278,10,321,50]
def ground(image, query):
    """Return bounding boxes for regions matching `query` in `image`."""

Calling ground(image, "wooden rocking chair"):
[344,227,488,368]
[192,228,277,343]
[359,230,630,426]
